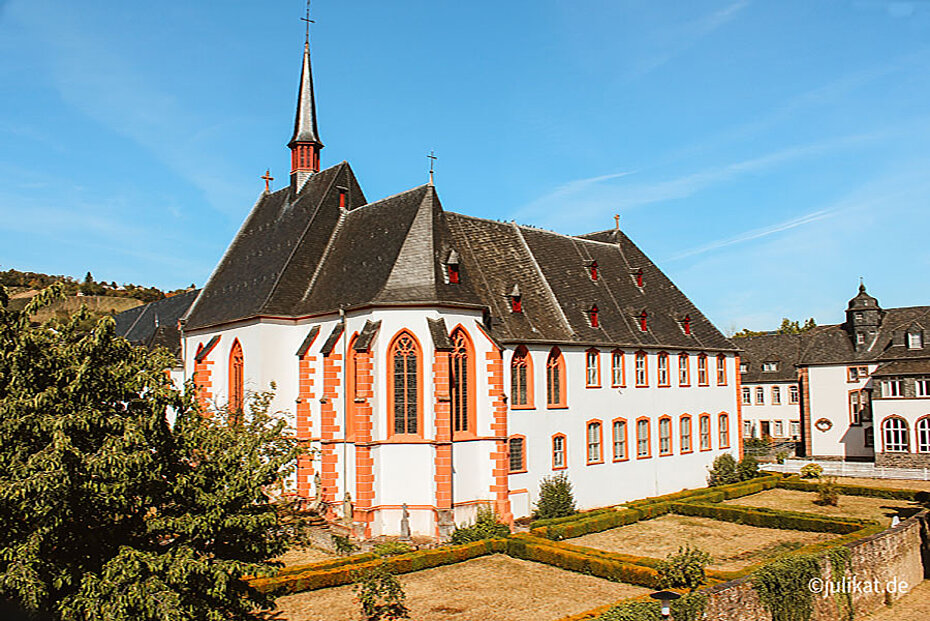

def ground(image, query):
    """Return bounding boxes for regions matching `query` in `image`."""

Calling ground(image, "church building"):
[175,36,742,539]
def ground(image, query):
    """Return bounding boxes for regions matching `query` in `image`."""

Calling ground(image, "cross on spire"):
[428,150,437,185]
[301,0,314,46]
[261,169,274,192]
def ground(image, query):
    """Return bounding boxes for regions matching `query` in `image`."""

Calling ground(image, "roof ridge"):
[354,184,430,212]
[511,222,574,336]
[373,186,437,302]
[262,163,346,312]
[445,211,624,249]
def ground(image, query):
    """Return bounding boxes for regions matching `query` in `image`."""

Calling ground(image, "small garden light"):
[649,590,681,618]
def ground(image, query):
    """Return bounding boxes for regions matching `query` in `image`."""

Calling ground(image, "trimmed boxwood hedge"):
[510,533,662,569]
[269,552,378,578]
[531,503,672,540]
[249,538,507,594]
[777,476,930,502]
[669,501,872,534]
[505,537,661,588]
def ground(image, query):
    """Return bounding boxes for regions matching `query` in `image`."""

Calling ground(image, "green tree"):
[737,455,760,481]
[707,453,740,486]
[0,284,300,621]
[353,564,410,621]
[533,472,577,520]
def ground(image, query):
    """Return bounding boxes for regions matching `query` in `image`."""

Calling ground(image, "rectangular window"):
[849,391,862,425]
[740,363,748,373]
[719,414,730,447]
[586,350,600,387]
[743,421,752,438]
[916,379,930,398]
[908,332,923,349]
[680,417,692,452]
[773,420,784,437]
[635,353,647,386]
[637,419,650,457]
[659,418,672,455]
[508,437,524,472]
[717,356,727,385]
[679,354,690,386]
[790,421,800,439]
[587,422,602,463]
[700,416,711,450]
[741,387,751,405]
[848,366,869,382]
[612,420,627,461]
[883,379,903,398]
[772,386,781,405]
[762,362,778,373]
[658,354,669,386]
[552,435,565,469]
[789,385,799,404]
[611,351,625,386]
[755,386,765,405]
[697,356,708,385]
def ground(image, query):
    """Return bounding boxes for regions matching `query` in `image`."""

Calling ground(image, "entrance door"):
[760,421,771,438]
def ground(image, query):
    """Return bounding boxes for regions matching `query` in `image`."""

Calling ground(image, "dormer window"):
[762,362,779,373]
[507,285,522,313]
[588,305,600,328]
[587,260,599,281]
[632,268,644,288]
[680,314,691,335]
[638,310,648,332]
[446,250,460,284]
[908,332,923,349]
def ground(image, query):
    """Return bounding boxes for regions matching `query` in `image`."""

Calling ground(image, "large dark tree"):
[0,285,299,620]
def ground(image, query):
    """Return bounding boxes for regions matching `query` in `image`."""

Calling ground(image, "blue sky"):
[1,0,929,333]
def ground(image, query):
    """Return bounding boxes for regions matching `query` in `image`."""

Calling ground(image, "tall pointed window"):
[511,346,533,408]
[546,347,566,408]
[451,328,474,433]
[228,339,244,419]
[390,332,420,435]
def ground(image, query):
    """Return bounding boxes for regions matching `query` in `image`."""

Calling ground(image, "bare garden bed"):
[723,488,921,525]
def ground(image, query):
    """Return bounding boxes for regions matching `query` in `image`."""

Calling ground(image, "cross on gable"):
[261,169,274,192]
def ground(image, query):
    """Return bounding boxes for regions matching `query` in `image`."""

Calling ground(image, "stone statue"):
[400,503,412,541]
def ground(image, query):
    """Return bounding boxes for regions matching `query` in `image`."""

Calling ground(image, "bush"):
[450,505,511,544]
[744,437,773,450]
[373,541,414,557]
[332,533,359,556]
[353,564,410,621]
[815,477,839,506]
[708,453,740,486]
[800,463,823,479]
[775,451,788,464]
[534,472,577,520]
[738,455,761,481]
[656,545,712,592]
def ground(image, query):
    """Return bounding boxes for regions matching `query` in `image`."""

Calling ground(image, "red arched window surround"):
[388,330,423,438]
[228,339,244,420]
[679,415,693,453]
[510,346,534,409]
[718,412,730,448]
[551,433,567,470]
[586,419,604,465]
[345,333,360,441]
[585,348,601,388]
[450,327,476,436]
[546,347,567,408]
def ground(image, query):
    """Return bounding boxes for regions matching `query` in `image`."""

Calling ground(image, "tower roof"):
[847,282,879,311]
[289,42,322,147]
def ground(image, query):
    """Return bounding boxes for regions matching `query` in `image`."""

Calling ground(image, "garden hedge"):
[777,476,930,503]
[531,503,671,540]
[669,501,872,534]
[249,538,507,594]
[269,552,377,578]
[510,533,662,569]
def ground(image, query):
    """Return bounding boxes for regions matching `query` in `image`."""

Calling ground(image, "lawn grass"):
[567,514,838,572]
[274,554,649,621]
[724,488,921,526]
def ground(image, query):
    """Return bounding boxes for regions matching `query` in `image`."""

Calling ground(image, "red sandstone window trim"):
[658,415,673,456]
[586,419,604,465]
[546,347,567,408]
[611,350,626,387]
[387,329,424,439]
[636,417,652,459]
[679,415,693,453]
[611,417,628,462]
[450,326,477,439]
[718,412,730,448]
[510,345,534,409]
[699,413,712,451]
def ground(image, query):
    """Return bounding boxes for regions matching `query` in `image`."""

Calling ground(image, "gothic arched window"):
[228,339,244,419]
[511,346,533,408]
[451,328,475,433]
[546,347,566,408]
[390,332,421,436]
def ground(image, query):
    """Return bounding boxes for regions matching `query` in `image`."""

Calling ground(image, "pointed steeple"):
[289,41,324,191]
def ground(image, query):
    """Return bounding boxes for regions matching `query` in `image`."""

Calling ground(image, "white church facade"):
[162,38,744,540]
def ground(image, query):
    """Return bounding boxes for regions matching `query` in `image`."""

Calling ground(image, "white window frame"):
[586,350,599,386]
[755,386,765,405]
[883,379,903,398]
[882,418,909,453]
[612,420,627,460]
[789,385,800,404]
[908,332,923,349]
[790,421,800,439]
[762,362,778,373]
[741,386,751,405]
[659,418,672,454]
[772,386,781,405]
[657,354,669,386]
[917,418,930,453]
[916,379,930,398]
[773,420,784,437]
[552,435,565,469]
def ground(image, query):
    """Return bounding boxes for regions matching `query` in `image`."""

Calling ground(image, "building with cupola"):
[120,32,745,540]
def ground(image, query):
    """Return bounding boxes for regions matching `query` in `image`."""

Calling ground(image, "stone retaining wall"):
[701,510,928,620]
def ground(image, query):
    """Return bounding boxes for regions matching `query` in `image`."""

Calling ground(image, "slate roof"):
[185,167,736,351]
[797,306,930,365]
[113,289,200,362]
[871,359,930,377]
[735,333,802,383]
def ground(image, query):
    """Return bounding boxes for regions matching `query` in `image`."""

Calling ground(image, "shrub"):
[534,472,577,520]
[353,564,410,621]
[738,455,761,481]
[744,437,773,450]
[450,504,511,544]
[373,541,414,557]
[775,450,789,464]
[752,554,821,621]
[815,477,839,506]
[656,544,712,592]
[708,453,740,486]
[800,463,823,479]
[332,533,359,556]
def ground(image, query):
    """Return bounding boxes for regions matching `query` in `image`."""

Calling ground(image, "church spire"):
[289,15,323,191]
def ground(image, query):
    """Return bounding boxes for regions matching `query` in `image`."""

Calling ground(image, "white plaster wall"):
[740,381,800,439]
[808,364,875,459]
[507,348,740,516]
